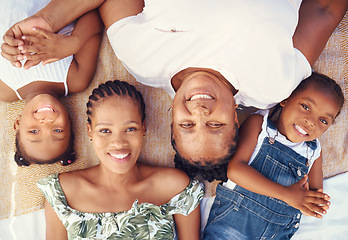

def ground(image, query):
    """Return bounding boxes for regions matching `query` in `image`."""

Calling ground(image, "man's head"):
[171,71,239,181]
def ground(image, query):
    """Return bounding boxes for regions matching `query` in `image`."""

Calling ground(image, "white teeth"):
[36,107,54,113]
[109,153,129,159]
[294,124,308,135]
[189,94,213,101]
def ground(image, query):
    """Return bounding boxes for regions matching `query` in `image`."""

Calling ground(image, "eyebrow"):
[95,121,141,127]
[302,97,335,120]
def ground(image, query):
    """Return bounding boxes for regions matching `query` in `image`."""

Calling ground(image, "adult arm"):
[174,206,201,240]
[45,199,68,240]
[227,114,330,218]
[293,0,348,66]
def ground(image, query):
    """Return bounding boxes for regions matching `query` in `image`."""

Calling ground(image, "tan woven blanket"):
[0,13,347,220]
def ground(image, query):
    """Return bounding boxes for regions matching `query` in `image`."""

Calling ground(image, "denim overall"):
[203,119,317,240]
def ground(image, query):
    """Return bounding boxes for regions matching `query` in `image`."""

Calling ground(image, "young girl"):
[0,0,103,165]
[203,72,344,239]
[37,80,204,240]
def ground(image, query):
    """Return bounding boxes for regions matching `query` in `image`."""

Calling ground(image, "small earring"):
[89,138,92,142]
[167,106,173,112]
[143,135,145,138]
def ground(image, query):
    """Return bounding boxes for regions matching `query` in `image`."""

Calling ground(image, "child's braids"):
[86,80,146,124]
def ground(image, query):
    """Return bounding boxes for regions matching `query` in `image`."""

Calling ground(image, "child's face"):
[87,96,145,174]
[14,94,71,162]
[277,86,341,143]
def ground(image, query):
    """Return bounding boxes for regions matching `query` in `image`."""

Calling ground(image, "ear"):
[14,115,21,131]
[280,100,287,107]
[142,120,147,133]
[234,105,240,128]
[87,123,92,140]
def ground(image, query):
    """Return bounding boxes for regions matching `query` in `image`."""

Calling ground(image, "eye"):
[100,129,111,133]
[126,127,137,132]
[301,104,309,111]
[53,129,63,133]
[319,119,328,125]
[179,122,195,128]
[207,122,224,128]
[28,130,39,134]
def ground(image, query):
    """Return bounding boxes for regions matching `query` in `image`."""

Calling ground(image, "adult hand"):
[284,175,330,218]
[1,14,54,69]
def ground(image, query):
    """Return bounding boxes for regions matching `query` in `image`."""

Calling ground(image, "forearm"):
[70,10,104,53]
[227,162,288,202]
[35,0,105,32]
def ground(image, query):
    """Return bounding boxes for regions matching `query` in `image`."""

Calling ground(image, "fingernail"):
[21,36,26,40]
[18,46,23,50]
[32,27,37,31]
[23,55,27,60]
[323,211,326,214]
[17,56,22,60]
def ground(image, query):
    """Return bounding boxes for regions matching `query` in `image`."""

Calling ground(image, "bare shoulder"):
[58,167,94,196]
[141,164,190,197]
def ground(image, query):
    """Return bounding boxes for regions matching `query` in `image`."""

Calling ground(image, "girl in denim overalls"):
[203,72,345,240]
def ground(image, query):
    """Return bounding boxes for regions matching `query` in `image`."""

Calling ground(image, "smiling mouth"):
[294,124,308,136]
[188,93,214,101]
[109,153,130,159]
[34,105,56,113]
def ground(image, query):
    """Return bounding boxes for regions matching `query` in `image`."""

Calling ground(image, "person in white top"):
[0,0,103,166]
[1,0,347,180]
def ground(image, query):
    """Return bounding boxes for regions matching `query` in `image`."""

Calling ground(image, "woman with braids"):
[37,80,204,240]
[1,0,103,166]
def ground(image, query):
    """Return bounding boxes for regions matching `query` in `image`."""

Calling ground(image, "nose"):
[304,117,314,127]
[110,134,128,148]
[35,112,58,124]
[190,104,211,116]
[39,116,55,124]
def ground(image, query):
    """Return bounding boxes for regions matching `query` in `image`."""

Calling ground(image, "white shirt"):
[107,0,311,109]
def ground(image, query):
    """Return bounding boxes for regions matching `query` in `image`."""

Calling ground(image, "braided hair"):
[86,80,146,124]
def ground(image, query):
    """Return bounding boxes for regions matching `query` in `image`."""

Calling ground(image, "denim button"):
[296,213,301,219]
[297,169,302,177]
[294,222,300,228]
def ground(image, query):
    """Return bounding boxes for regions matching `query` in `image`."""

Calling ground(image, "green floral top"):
[37,173,204,240]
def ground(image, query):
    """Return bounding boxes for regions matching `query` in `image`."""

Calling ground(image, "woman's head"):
[86,80,146,174]
[277,72,344,143]
[13,94,74,166]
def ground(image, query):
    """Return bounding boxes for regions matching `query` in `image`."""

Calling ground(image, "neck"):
[171,67,237,95]
[93,163,143,190]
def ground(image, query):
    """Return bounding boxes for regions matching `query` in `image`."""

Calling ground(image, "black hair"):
[291,72,344,117]
[171,123,239,182]
[86,80,146,124]
[14,129,75,166]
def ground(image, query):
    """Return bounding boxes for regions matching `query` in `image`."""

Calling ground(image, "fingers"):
[23,59,41,70]
[3,28,24,47]
[31,27,54,38]
[0,49,22,68]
